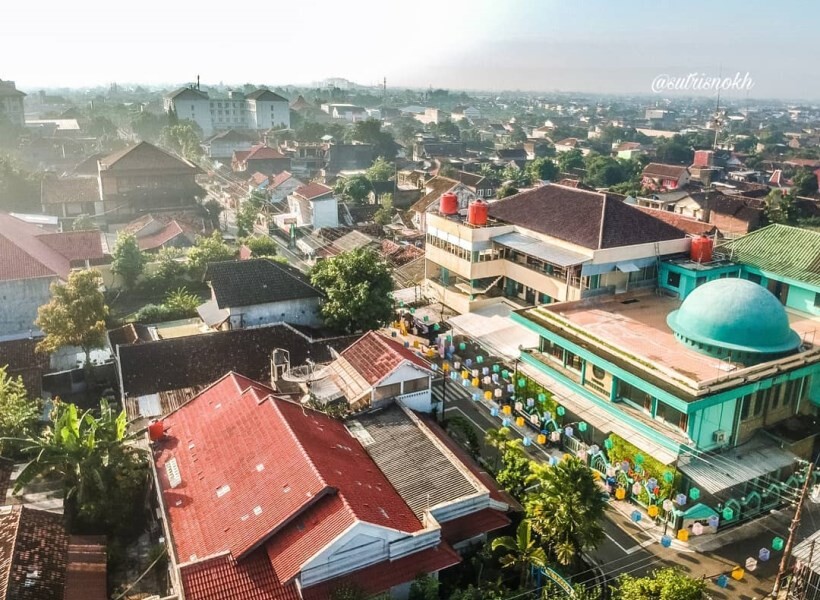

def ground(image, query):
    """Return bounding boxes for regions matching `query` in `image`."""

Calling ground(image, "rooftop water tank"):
[439,192,459,215]
[690,236,713,263]
[467,199,489,226]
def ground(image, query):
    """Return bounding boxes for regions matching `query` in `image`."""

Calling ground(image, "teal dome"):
[667,278,801,363]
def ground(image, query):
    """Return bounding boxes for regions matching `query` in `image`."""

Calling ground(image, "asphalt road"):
[432,379,816,600]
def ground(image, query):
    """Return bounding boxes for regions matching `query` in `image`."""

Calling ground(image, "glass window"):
[740,394,751,420]
[656,401,687,432]
[666,271,681,288]
[403,376,429,394]
[753,392,764,417]
[815,292,820,308]
[373,382,402,401]
[747,273,762,284]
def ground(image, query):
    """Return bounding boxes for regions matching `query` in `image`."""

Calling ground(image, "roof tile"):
[340,331,432,385]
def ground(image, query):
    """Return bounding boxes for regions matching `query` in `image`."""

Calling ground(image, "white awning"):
[616,262,640,273]
[493,232,590,267]
[448,303,539,362]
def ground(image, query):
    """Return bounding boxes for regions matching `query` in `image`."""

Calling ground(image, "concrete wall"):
[0,276,54,337]
[787,285,820,317]
[227,297,322,329]
[690,398,737,451]
[312,197,339,228]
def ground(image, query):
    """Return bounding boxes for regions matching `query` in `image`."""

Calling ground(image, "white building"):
[320,103,368,122]
[164,86,290,137]
[199,258,324,330]
[286,182,339,229]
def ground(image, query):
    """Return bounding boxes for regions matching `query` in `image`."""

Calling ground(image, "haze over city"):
[4,0,820,99]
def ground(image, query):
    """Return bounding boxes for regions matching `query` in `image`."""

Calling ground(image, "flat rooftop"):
[527,292,818,390]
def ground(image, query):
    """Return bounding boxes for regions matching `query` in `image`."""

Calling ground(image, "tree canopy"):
[36,269,109,367]
[160,122,203,162]
[350,119,397,159]
[338,174,372,204]
[613,568,706,600]
[366,157,394,182]
[527,157,559,183]
[0,367,41,459]
[111,233,147,290]
[310,248,394,333]
[557,149,585,173]
[187,231,235,277]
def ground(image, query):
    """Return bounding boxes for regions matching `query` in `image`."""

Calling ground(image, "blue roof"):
[667,278,801,355]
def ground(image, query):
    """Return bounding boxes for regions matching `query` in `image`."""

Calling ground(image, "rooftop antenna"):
[383,76,386,105]
[196,75,200,91]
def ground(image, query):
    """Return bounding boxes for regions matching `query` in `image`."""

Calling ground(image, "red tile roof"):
[246,145,287,161]
[249,172,269,186]
[642,163,689,180]
[37,231,104,263]
[63,536,107,600]
[301,544,460,600]
[99,141,199,173]
[339,331,433,386]
[155,372,423,593]
[137,220,185,250]
[269,171,295,190]
[179,551,300,600]
[439,508,510,545]
[294,183,333,201]
[634,206,717,236]
[0,214,102,281]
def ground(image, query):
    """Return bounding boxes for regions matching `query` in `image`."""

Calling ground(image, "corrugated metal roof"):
[793,528,820,572]
[493,232,591,267]
[717,224,820,287]
[677,434,798,495]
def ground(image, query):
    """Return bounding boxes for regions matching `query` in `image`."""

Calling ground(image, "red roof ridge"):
[264,399,330,492]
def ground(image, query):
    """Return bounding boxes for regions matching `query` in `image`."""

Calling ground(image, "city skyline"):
[4,0,820,100]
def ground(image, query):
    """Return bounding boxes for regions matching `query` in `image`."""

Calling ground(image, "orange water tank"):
[439,192,459,215]
[690,236,713,263]
[467,200,489,226]
[148,421,165,442]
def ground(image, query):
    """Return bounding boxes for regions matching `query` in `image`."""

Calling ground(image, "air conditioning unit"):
[713,430,727,444]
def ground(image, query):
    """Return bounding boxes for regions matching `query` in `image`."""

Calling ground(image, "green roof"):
[682,502,719,520]
[717,224,820,288]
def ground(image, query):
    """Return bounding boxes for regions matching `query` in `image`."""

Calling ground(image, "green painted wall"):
[810,373,820,407]
[689,398,737,450]
[787,286,820,317]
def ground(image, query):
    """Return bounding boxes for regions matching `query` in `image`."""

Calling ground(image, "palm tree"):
[13,399,145,526]
[491,520,547,589]
[485,427,512,472]
[525,457,608,570]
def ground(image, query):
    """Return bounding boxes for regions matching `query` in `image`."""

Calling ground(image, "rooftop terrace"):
[520,290,819,397]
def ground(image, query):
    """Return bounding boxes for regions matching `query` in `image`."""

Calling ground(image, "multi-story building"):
[164,86,289,137]
[423,183,688,314]
[0,79,25,127]
[41,142,203,224]
[509,225,820,533]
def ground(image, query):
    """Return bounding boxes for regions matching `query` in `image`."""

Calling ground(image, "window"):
[740,394,751,420]
[753,392,765,417]
[591,365,606,380]
[403,376,429,394]
[656,401,687,432]
[373,382,402,401]
[815,292,820,308]
[747,273,762,284]
[695,277,706,288]
[666,271,681,288]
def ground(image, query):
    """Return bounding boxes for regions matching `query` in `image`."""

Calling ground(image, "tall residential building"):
[0,79,25,127]
[163,86,290,137]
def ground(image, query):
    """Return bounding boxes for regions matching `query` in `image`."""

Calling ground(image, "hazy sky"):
[3,0,819,99]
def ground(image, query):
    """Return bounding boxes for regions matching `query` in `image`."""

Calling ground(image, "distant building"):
[320,103,368,122]
[451,105,481,122]
[641,163,691,191]
[0,79,25,127]
[277,182,339,229]
[164,86,289,137]
[231,144,291,174]
[415,108,450,125]
[203,129,257,161]
[42,142,203,224]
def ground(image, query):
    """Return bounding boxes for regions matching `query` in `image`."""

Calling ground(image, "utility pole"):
[773,461,814,597]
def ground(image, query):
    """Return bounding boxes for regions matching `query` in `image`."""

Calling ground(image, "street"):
[433,378,820,599]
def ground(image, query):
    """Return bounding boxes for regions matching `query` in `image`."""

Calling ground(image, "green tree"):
[111,233,147,290]
[793,168,819,196]
[160,123,203,162]
[35,270,108,368]
[340,174,372,205]
[0,367,41,459]
[236,200,260,237]
[439,163,459,179]
[526,457,608,569]
[203,198,224,230]
[764,189,798,224]
[14,400,148,534]
[654,135,693,165]
[485,427,512,472]
[491,520,547,588]
[527,158,559,184]
[351,119,397,159]
[584,155,628,188]
[0,155,41,212]
[613,567,706,600]
[244,236,279,258]
[373,193,394,226]
[496,184,519,199]
[366,157,394,182]
[310,248,394,333]
[557,149,585,173]
[71,214,98,231]
[496,439,531,498]
[163,287,200,318]
[187,231,235,277]
[408,574,439,600]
